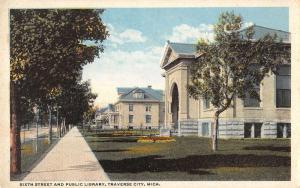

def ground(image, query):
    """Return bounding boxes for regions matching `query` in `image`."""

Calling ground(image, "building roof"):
[168,42,197,55]
[96,104,115,114]
[117,86,164,102]
[161,25,290,69]
[239,25,290,43]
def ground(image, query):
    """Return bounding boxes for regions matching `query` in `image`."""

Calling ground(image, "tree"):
[83,102,98,130]
[59,80,97,128]
[18,92,35,128]
[187,11,290,151]
[10,9,108,174]
[43,87,62,144]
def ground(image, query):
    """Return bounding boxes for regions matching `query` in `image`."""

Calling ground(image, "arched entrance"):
[170,83,179,129]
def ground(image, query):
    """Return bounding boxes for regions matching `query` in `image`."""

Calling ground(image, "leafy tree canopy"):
[187,11,290,151]
[10,9,108,174]
[59,80,97,125]
[10,9,108,103]
[188,11,290,114]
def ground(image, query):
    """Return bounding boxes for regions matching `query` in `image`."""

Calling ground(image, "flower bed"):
[137,136,176,143]
[112,131,134,136]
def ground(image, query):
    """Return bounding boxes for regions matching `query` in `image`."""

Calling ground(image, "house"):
[160,25,291,138]
[95,104,119,129]
[114,86,165,129]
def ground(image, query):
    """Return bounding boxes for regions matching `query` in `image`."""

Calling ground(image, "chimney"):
[148,85,152,89]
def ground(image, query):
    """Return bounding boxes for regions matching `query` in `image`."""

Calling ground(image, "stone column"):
[251,124,255,138]
[179,64,188,119]
[197,120,201,137]
[108,115,111,127]
[283,124,287,138]
[178,121,181,136]
[164,73,169,129]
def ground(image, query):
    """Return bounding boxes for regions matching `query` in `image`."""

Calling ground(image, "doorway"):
[171,83,179,129]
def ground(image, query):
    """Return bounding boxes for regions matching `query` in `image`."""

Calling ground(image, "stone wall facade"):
[161,42,290,139]
[178,119,290,138]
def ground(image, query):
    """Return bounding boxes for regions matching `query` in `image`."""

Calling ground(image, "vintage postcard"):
[1,0,300,188]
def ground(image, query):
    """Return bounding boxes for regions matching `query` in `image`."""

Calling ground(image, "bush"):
[137,136,176,143]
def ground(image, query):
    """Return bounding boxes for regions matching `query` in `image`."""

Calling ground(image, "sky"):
[82,7,289,108]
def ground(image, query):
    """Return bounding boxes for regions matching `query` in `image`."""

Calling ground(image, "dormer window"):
[133,91,144,99]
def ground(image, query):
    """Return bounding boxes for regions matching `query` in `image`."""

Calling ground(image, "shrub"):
[137,136,175,143]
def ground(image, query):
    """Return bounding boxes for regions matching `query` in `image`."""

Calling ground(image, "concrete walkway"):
[21,127,57,144]
[23,127,110,181]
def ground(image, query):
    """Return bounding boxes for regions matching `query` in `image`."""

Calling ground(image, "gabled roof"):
[239,25,290,43]
[160,25,290,69]
[96,103,115,114]
[116,86,164,102]
[160,41,197,69]
[168,42,197,55]
[117,88,132,95]
[97,107,108,113]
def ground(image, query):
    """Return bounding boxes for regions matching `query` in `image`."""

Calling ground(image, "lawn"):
[81,130,290,181]
[10,133,61,181]
[20,135,59,174]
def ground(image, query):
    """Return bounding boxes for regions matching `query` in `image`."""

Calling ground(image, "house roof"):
[116,86,164,102]
[161,25,290,69]
[96,107,108,113]
[96,103,115,114]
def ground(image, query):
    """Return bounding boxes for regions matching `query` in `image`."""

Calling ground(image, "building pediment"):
[160,25,290,70]
[160,41,197,69]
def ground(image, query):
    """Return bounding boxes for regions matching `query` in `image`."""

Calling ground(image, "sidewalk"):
[23,127,110,181]
[21,127,56,144]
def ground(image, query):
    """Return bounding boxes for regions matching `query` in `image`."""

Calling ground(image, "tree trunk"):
[35,110,39,153]
[56,108,61,138]
[59,122,62,137]
[61,119,64,135]
[48,106,52,144]
[10,81,21,174]
[23,126,25,144]
[59,121,62,137]
[212,112,219,152]
[64,119,65,135]
[64,120,67,133]
[62,118,66,135]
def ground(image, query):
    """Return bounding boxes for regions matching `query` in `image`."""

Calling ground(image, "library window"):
[244,87,260,107]
[276,66,291,108]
